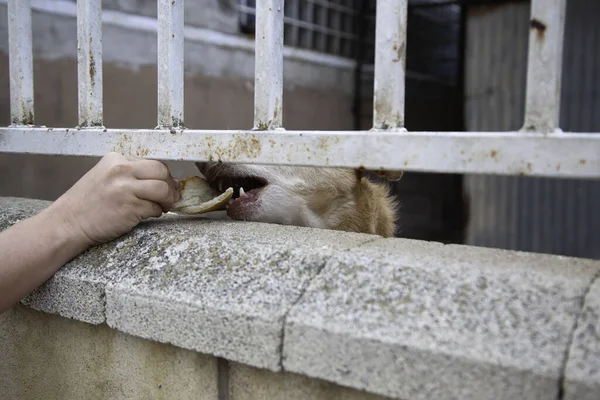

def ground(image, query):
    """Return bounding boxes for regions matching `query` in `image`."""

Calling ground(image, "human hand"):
[46,152,180,248]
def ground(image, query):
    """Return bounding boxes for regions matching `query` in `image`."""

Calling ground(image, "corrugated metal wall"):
[464,0,600,259]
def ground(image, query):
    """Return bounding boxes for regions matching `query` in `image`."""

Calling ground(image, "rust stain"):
[530,18,547,42]
[318,136,340,151]
[203,134,262,161]
[113,134,132,153]
[580,159,587,165]
[403,161,408,166]
[527,163,532,172]
[88,36,96,85]
[89,52,95,84]
[392,41,405,63]
[556,164,561,171]
[490,150,497,158]
[136,148,150,157]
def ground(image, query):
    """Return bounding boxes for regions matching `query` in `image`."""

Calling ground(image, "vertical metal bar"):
[77,0,103,127]
[373,0,407,130]
[157,0,185,129]
[522,0,566,132]
[8,0,34,126]
[254,0,284,130]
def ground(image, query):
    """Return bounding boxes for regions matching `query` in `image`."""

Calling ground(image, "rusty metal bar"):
[77,0,104,127]
[254,0,284,130]
[373,0,408,130]
[157,0,185,128]
[522,0,566,132]
[1,127,598,179]
[8,0,34,126]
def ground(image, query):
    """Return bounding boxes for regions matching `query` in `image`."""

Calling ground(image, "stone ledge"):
[2,197,600,400]
[283,240,600,399]
[0,197,375,372]
[563,274,600,400]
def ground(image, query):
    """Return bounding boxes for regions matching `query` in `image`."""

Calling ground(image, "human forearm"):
[0,153,179,313]
[0,205,90,313]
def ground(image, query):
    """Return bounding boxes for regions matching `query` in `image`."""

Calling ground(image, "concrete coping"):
[2,196,599,400]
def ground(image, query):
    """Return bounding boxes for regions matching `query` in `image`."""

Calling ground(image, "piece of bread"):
[170,176,233,215]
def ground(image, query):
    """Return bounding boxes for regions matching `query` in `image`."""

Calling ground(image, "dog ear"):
[375,169,403,181]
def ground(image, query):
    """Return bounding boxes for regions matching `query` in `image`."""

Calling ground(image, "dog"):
[195,162,400,237]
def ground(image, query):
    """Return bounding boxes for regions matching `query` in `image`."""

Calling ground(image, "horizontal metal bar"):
[8,0,34,126]
[157,0,184,128]
[522,0,566,132]
[373,0,408,129]
[77,0,103,127]
[1,128,598,179]
[254,0,284,130]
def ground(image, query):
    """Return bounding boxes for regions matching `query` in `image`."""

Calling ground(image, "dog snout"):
[195,161,219,179]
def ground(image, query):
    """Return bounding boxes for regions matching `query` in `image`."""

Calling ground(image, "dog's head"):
[195,162,398,237]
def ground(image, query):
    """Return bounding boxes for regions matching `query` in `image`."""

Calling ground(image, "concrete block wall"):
[2,197,599,400]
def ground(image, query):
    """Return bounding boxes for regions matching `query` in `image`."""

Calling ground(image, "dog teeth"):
[239,187,246,197]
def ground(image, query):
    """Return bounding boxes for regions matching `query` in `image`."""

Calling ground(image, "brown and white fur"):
[195,162,399,237]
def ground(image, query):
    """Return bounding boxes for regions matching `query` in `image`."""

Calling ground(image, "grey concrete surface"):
[3,196,600,399]
[563,275,600,400]
[104,217,374,371]
[283,238,600,400]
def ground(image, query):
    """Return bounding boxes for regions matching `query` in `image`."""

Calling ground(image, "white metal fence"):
[1,0,598,179]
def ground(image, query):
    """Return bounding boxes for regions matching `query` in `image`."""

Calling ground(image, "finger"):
[124,154,142,162]
[132,179,178,212]
[137,199,164,220]
[130,159,172,182]
[128,159,180,200]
